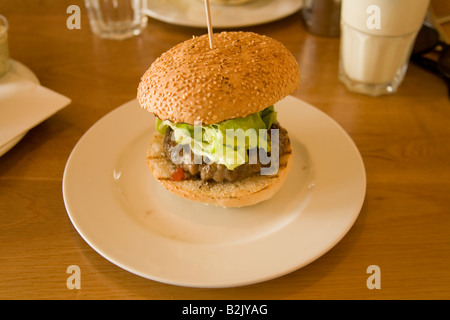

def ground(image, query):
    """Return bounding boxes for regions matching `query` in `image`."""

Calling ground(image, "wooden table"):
[1,0,449,300]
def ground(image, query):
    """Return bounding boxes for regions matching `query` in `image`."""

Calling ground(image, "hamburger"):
[137,31,299,208]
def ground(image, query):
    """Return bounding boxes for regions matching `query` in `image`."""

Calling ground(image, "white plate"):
[63,96,366,288]
[0,60,39,156]
[144,0,303,28]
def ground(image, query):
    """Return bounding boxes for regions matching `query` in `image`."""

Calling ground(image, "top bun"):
[137,31,300,125]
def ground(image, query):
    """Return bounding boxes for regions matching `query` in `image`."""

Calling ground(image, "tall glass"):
[339,0,430,96]
[84,0,148,40]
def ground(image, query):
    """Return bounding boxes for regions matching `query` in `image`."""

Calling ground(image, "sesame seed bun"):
[137,31,300,125]
[146,132,292,208]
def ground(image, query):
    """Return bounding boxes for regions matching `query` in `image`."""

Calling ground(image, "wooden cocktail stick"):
[204,0,214,49]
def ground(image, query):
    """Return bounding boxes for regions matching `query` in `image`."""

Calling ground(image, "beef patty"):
[163,123,289,182]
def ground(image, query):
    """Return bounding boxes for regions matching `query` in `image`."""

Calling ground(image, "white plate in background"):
[144,0,303,28]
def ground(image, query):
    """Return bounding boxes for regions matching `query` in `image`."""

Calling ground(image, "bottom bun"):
[146,132,292,208]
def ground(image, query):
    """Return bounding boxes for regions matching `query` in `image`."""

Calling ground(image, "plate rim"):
[143,0,304,28]
[0,60,40,156]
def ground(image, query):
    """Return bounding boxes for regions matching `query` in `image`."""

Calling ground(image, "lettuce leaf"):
[156,106,277,170]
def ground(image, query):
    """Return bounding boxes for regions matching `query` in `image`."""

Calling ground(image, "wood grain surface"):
[0,0,449,300]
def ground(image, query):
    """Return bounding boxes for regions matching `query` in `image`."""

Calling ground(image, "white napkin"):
[0,71,71,147]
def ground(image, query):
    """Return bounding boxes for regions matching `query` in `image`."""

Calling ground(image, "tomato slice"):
[171,166,186,181]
